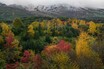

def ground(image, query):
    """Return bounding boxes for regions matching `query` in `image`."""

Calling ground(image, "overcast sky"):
[0,0,104,8]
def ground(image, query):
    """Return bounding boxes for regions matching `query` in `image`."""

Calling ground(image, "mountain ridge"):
[0,3,104,21]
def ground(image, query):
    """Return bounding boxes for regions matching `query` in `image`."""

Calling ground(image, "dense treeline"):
[1,16,104,24]
[81,17,104,23]
[0,18,104,69]
[0,16,53,24]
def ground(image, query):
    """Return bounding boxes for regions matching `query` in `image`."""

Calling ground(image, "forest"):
[0,18,104,69]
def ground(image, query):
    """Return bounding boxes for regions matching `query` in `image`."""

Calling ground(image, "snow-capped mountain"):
[23,4,104,18]
[1,2,104,20]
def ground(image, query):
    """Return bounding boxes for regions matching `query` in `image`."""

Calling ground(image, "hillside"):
[0,18,104,69]
[30,4,104,18]
[0,3,104,22]
[0,3,33,21]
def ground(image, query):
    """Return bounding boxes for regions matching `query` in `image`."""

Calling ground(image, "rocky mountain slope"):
[0,3,33,20]
[0,3,104,21]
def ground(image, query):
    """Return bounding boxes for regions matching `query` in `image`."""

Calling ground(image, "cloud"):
[0,0,104,8]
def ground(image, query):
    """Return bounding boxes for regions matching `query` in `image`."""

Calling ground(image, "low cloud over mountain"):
[1,0,104,9]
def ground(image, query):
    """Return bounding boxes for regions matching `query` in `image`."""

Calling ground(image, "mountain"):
[28,4,104,18]
[0,3,104,21]
[0,3,34,21]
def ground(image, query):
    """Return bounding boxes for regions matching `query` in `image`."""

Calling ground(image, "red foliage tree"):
[33,54,42,69]
[56,40,71,53]
[4,32,14,47]
[21,50,30,63]
[42,40,71,56]
[6,62,19,69]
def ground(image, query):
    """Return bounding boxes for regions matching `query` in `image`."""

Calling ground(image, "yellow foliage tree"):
[27,24,35,37]
[0,23,11,36]
[56,18,63,26]
[31,22,39,29]
[76,32,103,69]
[40,22,45,29]
[76,32,95,57]
[88,21,97,34]
[79,20,86,25]
[43,52,79,69]
[72,23,78,29]
[11,39,19,48]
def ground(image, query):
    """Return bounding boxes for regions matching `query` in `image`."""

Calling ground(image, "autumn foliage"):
[4,32,14,47]
[21,50,30,63]
[0,18,104,69]
[6,62,19,69]
[42,40,71,57]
